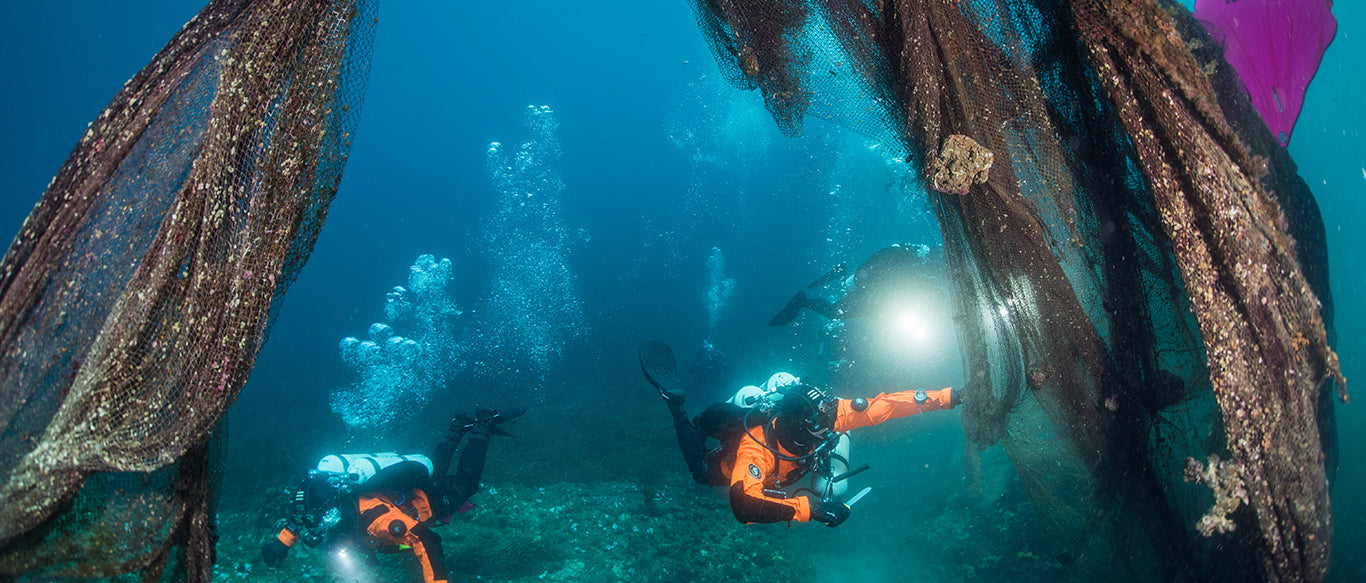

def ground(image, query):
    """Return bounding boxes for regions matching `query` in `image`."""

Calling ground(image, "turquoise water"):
[0,1,1361,581]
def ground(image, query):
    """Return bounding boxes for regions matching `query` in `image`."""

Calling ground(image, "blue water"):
[1,1,1362,581]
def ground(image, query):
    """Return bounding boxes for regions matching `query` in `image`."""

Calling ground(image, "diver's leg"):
[768,292,807,326]
[803,296,843,319]
[411,525,448,583]
[806,262,849,289]
[445,431,490,504]
[427,428,490,518]
[667,401,710,484]
[770,292,845,325]
[430,423,468,479]
[823,285,876,319]
[694,402,746,440]
[702,445,730,487]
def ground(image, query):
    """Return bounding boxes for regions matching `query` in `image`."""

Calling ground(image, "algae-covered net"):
[0,0,376,579]
[687,0,1345,580]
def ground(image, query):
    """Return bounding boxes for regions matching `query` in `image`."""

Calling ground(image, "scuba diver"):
[259,407,523,583]
[639,341,961,527]
[769,243,938,326]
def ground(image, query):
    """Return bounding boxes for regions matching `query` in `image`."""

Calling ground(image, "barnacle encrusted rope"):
[0,0,376,578]
[1070,0,1341,577]
[685,0,1342,580]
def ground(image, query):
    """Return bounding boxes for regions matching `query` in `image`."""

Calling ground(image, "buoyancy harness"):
[358,488,449,583]
[740,384,868,500]
[358,488,434,549]
[740,388,844,490]
[760,416,842,487]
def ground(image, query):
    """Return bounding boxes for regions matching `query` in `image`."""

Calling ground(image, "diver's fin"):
[768,291,808,327]
[461,406,526,437]
[806,262,849,289]
[639,341,684,401]
[495,407,527,423]
[488,407,525,437]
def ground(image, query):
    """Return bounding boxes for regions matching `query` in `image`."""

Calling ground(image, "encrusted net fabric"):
[0,0,376,579]
[687,0,1344,580]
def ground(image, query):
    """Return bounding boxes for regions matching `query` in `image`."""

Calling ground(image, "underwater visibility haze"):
[0,0,1363,581]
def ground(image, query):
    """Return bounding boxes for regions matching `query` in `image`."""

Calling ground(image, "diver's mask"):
[772,384,838,456]
[289,471,351,535]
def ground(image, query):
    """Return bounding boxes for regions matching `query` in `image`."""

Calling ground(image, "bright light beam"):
[896,309,931,343]
[329,545,371,583]
[886,304,938,353]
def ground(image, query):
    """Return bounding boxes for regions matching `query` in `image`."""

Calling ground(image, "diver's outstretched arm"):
[832,388,956,433]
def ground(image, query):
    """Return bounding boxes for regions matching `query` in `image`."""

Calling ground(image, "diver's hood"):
[770,384,837,455]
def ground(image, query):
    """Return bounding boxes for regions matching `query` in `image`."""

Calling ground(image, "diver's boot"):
[768,291,808,327]
[473,407,525,438]
[660,387,685,408]
[443,413,475,444]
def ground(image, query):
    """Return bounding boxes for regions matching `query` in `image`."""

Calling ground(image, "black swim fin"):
[472,407,525,438]
[639,340,684,402]
[768,291,808,327]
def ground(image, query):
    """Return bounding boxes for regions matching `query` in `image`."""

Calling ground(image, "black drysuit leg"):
[447,433,489,502]
[670,402,736,486]
[430,430,489,516]
[669,402,710,484]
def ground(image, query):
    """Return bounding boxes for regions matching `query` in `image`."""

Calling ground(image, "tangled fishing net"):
[0,0,376,579]
[686,0,1344,580]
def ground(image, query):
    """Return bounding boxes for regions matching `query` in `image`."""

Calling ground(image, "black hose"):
[830,462,873,484]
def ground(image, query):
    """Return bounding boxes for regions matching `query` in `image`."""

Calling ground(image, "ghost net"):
[0,0,377,579]
[686,0,1344,580]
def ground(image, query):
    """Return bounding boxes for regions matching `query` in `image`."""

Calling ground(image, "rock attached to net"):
[927,134,993,195]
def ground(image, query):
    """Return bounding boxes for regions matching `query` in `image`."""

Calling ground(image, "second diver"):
[639,340,961,527]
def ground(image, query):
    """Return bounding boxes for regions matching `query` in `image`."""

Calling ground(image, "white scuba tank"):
[811,434,852,499]
[315,453,434,485]
[729,385,767,408]
[728,372,801,408]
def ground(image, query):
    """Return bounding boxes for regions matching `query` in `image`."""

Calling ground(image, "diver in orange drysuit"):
[640,341,960,527]
[260,407,522,583]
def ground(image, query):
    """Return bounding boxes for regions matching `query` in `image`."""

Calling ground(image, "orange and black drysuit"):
[356,488,447,583]
[669,387,956,524]
[264,421,493,583]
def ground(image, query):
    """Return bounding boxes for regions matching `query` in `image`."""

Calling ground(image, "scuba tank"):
[315,453,434,486]
[728,372,800,408]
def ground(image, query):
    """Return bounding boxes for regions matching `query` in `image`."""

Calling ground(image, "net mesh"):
[0,0,376,579]
[686,0,1344,580]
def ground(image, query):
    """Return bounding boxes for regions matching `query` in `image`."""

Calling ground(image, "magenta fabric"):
[1194,0,1337,146]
